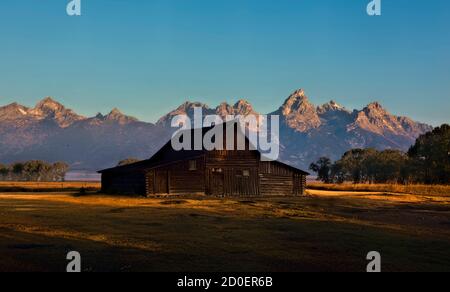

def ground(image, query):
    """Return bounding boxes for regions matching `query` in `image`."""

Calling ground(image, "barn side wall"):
[298,174,307,195]
[146,157,206,195]
[101,171,146,195]
[259,162,306,196]
[205,150,260,196]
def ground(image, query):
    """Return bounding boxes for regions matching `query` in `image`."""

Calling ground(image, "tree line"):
[310,124,450,185]
[0,161,69,182]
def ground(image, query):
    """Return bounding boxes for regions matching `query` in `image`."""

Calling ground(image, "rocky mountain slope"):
[0,98,169,170]
[0,90,432,170]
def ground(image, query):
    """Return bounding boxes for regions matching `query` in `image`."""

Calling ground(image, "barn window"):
[236,170,250,177]
[189,160,197,171]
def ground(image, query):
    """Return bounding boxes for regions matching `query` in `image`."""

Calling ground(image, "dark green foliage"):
[408,124,450,184]
[328,148,407,184]
[310,125,449,185]
[0,161,69,182]
[309,157,332,183]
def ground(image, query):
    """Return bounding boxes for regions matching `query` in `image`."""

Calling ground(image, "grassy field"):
[0,181,100,192]
[308,182,450,197]
[0,186,449,272]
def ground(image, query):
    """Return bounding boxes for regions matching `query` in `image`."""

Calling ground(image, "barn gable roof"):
[98,123,309,175]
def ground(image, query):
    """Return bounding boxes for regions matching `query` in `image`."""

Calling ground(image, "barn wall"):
[146,157,206,195]
[169,157,205,195]
[205,149,260,196]
[297,174,307,195]
[146,170,155,194]
[102,159,306,197]
[101,171,146,195]
[260,162,296,196]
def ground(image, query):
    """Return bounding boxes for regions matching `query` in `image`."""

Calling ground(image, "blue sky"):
[0,0,448,126]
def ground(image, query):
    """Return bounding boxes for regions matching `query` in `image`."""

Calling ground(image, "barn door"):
[232,168,259,196]
[210,172,224,196]
[155,170,169,194]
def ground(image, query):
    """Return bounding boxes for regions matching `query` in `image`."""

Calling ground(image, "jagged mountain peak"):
[0,102,29,119]
[104,108,139,124]
[234,99,251,107]
[360,101,393,122]
[157,101,214,126]
[178,101,210,111]
[327,100,344,109]
[158,99,260,127]
[364,101,387,113]
[32,97,67,113]
[0,97,85,127]
[1,102,27,111]
[170,101,212,115]
[38,96,58,104]
[317,100,348,114]
[215,102,233,116]
[277,89,322,132]
[215,99,258,118]
[347,101,432,137]
[216,102,232,108]
[2,102,21,108]
[109,107,123,115]
[367,101,383,108]
[281,89,314,114]
[233,99,255,114]
[290,89,306,99]
[27,97,85,127]
[34,97,65,112]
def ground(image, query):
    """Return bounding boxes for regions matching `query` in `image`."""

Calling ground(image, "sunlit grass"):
[0,191,449,271]
[308,182,450,197]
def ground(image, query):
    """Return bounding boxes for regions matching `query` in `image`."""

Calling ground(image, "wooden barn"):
[98,124,309,197]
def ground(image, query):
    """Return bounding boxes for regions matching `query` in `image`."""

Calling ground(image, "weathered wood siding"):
[146,170,155,195]
[168,157,205,195]
[205,149,260,196]
[146,157,205,195]
[102,157,306,197]
[259,161,306,196]
[292,174,306,196]
[101,171,146,195]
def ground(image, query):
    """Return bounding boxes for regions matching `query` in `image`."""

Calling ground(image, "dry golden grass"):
[0,191,449,272]
[308,182,450,197]
[0,181,100,192]
[307,189,450,204]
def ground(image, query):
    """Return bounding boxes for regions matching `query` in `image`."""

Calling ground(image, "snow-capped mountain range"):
[0,89,432,170]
